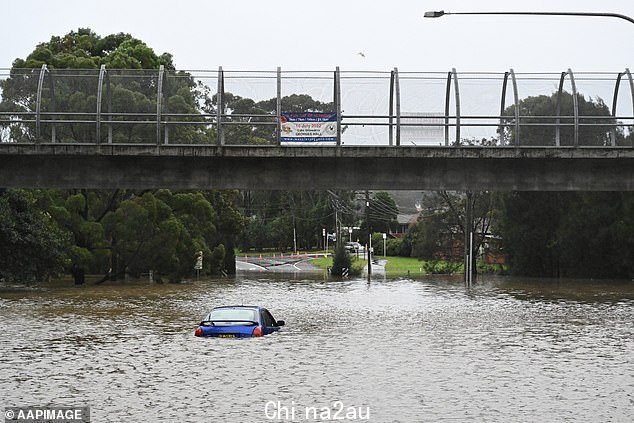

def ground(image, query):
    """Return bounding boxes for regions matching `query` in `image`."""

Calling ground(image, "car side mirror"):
[276,320,285,327]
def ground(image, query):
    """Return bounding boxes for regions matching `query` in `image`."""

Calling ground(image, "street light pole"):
[365,190,371,277]
[424,10,634,25]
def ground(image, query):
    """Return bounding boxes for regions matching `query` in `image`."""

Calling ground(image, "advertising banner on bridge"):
[280,112,337,145]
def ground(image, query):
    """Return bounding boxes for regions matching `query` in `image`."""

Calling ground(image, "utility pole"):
[464,191,474,286]
[366,190,372,277]
[292,214,297,254]
[334,206,338,250]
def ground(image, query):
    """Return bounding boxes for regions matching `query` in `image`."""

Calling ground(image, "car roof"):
[212,305,262,311]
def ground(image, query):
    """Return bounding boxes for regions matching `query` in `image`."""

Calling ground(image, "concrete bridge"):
[1,67,632,190]
[0,144,632,191]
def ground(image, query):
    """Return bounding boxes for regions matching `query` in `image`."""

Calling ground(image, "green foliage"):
[385,238,405,256]
[210,244,226,274]
[501,91,626,146]
[361,192,399,241]
[308,255,331,270]
[0,30,248,283]
[216,92,334,145]
[498,192,634,278]
[12,28,174,70]
[330,243,352,276]
[496,93,634,278]
[383,256,424,274]
[238,190,357,252]
[408,193,461,261]
[0,190,70,282]
[97,190,244,281]
[371,232,403,256]
[0,28,214,144]
[408,212,447,260]
[420,260,463,275]
[476,262,509,275]
[405,191,496,270]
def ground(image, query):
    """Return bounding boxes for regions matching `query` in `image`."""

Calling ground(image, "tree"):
[557,193,633,278]
[0,190,70,282]
[497,192,565,277]
[498,192,634,278]
[406,191,496,267]
[330,242,352,277]
[364,191,399,235]
[497,92,634,278]
[0,28,213,145]
[206,190,246,274]
[214,92,335,145]
[0,29,246,282]
[237,189,360,253]
[501,91,626,147]
[100,190,237,281]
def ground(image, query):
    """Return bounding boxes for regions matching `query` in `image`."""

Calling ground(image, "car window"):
[207,308,258,326]
[261,309,276,327]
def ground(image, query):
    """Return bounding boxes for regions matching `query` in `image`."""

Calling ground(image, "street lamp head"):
[423,10,634,24]
[424,10,446,18]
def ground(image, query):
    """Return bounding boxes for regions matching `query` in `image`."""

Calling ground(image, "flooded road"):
[1,275,633,422]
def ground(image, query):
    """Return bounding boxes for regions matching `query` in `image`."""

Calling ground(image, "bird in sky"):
[357,52,366,58]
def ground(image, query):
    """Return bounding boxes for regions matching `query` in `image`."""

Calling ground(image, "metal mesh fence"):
[0,66,632,147]
[44,69,100,143]
[340,71,391,146]
[0,68,39,142]
[163,70,216,145]
[221,70,277,145]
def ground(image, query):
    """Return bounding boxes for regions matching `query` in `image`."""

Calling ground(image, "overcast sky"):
[1,0,632,72]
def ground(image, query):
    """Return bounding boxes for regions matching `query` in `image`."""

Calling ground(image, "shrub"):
[331,243,352,276]
[421,260,463,274]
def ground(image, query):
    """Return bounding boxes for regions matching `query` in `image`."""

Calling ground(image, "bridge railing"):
[0,66,632,147]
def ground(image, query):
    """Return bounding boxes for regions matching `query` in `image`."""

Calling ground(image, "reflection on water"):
[0,275,632,422]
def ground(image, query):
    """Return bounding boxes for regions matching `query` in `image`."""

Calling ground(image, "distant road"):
[236,254,324,273]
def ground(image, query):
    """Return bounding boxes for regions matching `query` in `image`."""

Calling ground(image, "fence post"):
[499,71,509,145]
[35,64,47,142]
[568,68,579,147]
[217,66,225,146]
[510,69,520,147]
[106,70,112,143]
[49,70,56,143]
[96,65,106,145]
[444,71,451,146]
[452,68,461,145]
[626,68,634,148]
[389,70,395,146]
[334,67,342,146]
[156,65,164,146]
[556,71,565,147]
[277,67,282,145]
[394,67,401,146]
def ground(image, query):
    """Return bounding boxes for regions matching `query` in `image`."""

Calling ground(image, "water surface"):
[1,275,632,422]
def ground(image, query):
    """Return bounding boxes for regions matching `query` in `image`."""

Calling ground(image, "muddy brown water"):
[1,275,632,422]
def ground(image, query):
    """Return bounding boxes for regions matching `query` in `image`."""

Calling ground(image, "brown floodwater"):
[0,275,632,422]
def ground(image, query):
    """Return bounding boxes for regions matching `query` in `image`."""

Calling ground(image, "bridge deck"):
[1,144,632,191]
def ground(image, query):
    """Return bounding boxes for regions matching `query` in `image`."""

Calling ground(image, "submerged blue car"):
[194,305,285,338]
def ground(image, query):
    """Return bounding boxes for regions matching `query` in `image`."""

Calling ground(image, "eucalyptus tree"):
[498,93,633,278]
[0,29,245,281]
